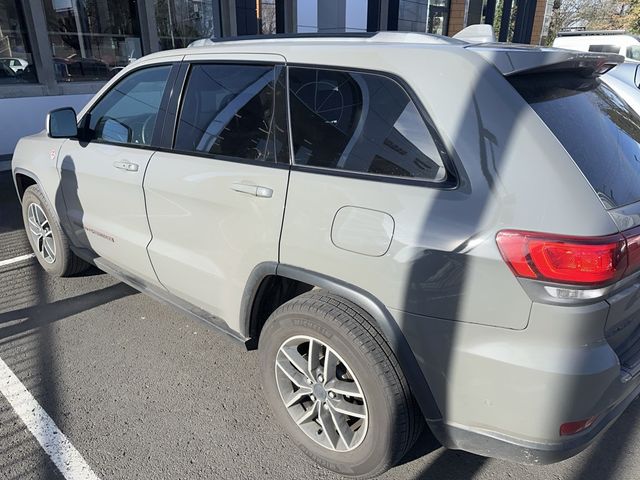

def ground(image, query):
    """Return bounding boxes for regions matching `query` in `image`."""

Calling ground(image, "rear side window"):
[174,64,289,163]
[288,67,447,182]
[588,44,621,54]
[510,73,640,209]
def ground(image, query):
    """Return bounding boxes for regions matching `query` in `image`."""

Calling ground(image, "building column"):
[20,0,58,93]
[447,0,467,36]
[138,0,159,54]
[530,0,551,45]
[512,0,537,43]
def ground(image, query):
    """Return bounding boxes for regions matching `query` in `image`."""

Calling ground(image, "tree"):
[546,0,630,45]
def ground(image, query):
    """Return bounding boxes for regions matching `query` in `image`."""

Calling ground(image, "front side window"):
[174,64,289,163]
[87,65,171,146]
[288,67,447,182]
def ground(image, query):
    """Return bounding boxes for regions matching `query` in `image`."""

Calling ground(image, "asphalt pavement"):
[1,169,640,480]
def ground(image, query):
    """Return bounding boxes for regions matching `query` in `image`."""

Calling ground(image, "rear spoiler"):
[467,44,624,77]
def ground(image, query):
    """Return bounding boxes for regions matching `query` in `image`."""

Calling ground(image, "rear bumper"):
[428,378,640,464]
[392,303,640,464]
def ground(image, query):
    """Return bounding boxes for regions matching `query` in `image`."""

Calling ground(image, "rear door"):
[144,54,290,328]
[58,61,178,286]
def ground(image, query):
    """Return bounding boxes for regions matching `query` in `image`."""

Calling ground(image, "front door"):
[59,63,174,285]
[144,57,290,329]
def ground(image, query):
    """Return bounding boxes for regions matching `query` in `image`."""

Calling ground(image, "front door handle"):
[231,183,273,198]
[113,161,139,172]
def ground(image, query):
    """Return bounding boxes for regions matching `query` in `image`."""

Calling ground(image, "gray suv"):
[11,33,640,478]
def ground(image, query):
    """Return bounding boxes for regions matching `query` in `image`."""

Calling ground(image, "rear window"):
[510,73,640,209]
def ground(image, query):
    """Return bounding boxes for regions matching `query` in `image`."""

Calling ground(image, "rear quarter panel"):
[279,44,619,330]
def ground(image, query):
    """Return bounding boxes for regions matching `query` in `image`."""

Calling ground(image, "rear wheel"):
[22,185,88,277]
[259,290,422,478]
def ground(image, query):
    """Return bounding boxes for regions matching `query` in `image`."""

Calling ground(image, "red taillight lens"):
[496,230,627,285]
[624,231,640,277]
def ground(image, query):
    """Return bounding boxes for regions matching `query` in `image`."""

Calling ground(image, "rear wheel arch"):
[242,263,443,423]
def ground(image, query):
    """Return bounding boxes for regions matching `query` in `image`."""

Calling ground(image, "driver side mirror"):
[47,107,78,138]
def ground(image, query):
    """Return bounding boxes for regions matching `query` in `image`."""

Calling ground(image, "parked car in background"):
[553,30,640,61]
[0,57,29,73]
[12,32,640,478]
[54,56,111,82]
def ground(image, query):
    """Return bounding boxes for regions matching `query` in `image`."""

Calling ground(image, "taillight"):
[496,230,627,286]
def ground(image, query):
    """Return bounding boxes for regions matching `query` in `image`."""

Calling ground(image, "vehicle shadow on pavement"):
[570,399,640,480]
[398,428,487,479]
[0,259,136,479]
[0,281,136,334]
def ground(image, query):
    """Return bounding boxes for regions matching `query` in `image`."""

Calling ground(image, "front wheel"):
[259,291,422,478]
[22,184,88,277]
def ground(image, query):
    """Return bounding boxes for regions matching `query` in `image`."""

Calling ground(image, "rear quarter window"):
[510,72,640,209]
[288,67,448,182]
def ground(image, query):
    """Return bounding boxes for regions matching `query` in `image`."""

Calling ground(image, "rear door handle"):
[231,183,273,198]
[113,161,139,172]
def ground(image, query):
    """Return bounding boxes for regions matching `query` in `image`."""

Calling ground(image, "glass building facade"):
[0,0,548,95]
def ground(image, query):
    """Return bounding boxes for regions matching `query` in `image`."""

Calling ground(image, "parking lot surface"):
[1,169,640,480]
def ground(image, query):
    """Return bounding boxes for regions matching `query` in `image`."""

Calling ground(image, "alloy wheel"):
[274,335,368,452]
[27,203,56,264]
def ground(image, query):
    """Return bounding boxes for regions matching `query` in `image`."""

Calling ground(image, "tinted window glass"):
[288,67,446,182]
[627,45,640,61]
[511,73,640,208]
[174,64,289,163]
[88,66,171,146]
[588,45,621,54]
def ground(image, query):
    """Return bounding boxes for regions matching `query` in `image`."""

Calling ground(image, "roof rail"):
[557,30,627,37]
[208,32,377,43]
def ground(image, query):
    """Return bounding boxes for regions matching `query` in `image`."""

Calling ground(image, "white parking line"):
[0,253,35,268]
[0,356,101,480]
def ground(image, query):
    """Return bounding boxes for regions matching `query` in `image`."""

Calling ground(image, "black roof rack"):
[208,32,377,42]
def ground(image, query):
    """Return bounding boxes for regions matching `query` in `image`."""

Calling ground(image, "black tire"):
[259,290,423,478]
[22,184,88,277]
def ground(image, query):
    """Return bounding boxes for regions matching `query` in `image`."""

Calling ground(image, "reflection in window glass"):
[398,0,449,35]
[0,0,36,84]
[295,0,367,33]
[44,0,142,82]
[289,67,446,181]
[88,66,171,146]
[174,64,289,163]
[154,0,220,50]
